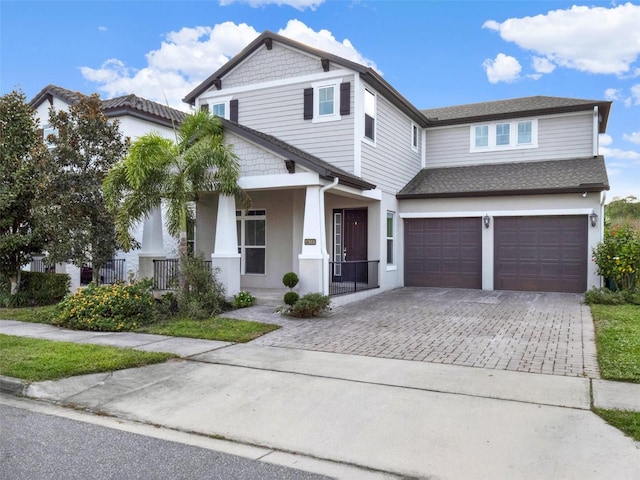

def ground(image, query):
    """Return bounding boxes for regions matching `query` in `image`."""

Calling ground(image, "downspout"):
[320,177,339,295]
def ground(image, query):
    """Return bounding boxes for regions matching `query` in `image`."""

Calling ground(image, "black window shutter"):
[340,82,351,115]
[303,88,313,120]
[230,99,239,123]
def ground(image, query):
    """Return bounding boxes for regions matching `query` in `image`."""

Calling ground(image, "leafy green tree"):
[104,111,245,255]
[0,90,52,294]
[606,196,640,225]
[44,93,129,283]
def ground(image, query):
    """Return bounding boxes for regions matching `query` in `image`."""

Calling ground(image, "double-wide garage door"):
[404,215,588,293]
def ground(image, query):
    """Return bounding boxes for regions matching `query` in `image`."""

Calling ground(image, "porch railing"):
[329,260,379,296]
[30,259,55,273]
[153,258,213,290]
[80,259,126,285]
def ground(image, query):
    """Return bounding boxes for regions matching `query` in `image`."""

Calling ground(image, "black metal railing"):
[329,260,379,296]
[153,258,213,290]
[80,259,126,285]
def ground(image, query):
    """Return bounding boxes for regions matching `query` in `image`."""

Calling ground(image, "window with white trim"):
[43,126,58,149]
[411,123,419,151]
[200,96,232,120]
[364,88,376,142]
[470,119,538,152]
[311,79,342,123]
[236,209,266,275]
[212,103,225,118]
[386,211,395,265]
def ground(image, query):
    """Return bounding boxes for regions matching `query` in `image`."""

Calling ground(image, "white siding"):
[425,112,594,168]
[360,91,422,194]
[224,43,323,89]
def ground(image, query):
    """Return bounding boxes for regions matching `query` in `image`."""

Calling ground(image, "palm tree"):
[103,111,245,255]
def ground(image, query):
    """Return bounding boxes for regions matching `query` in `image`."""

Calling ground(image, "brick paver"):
[227,288,599,378]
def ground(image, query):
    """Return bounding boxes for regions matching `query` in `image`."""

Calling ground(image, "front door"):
[333,208,368,282]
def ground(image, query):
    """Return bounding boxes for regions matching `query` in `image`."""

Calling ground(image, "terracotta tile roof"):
[397,156,609,199]
[422,96,611,132]
[29,85,186,128]
[221,119,376,191]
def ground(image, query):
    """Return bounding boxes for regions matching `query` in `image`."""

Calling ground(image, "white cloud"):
[219,0,324,10]
[483,3,640,76]
[482,53,521,83]
[604,88,622,101]
[80,20,373,111]
[623,131,640,144]
[600,146,640,160]
[532,56,555,74]
[600,134,613,147]
[632,84,640,105]
[98,26,107,32]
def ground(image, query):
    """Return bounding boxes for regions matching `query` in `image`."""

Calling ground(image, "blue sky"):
[2,0,639,200]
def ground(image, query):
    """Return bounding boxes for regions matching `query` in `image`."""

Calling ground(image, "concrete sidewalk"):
[2,320,640,479]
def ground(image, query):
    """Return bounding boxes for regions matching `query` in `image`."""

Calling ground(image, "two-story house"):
[178,30,610,303]
[29,85,186,291]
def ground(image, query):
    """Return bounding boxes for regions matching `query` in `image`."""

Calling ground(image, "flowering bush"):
[232,290,255,308]
[54,280,156,331]
[593,224,640,292]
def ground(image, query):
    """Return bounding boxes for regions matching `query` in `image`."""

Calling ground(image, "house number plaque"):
[304,238,317,245]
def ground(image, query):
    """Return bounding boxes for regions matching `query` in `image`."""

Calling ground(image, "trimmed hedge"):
[0,271,70,307]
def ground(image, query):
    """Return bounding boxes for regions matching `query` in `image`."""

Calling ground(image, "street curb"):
[0,375,29,396]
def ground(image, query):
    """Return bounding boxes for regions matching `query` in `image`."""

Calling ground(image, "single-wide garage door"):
[494,215,587,293]
[404,217,482,288]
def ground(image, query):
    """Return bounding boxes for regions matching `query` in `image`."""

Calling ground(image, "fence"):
[80,259,126,285]
[153,258,213,290]
[329,260,379,296]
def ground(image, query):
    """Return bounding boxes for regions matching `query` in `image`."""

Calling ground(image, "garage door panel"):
[494,216,587,293]
[405,218,482,289]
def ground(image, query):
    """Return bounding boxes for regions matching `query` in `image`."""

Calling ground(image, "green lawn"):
[0,305,57,324]
[590,304,640,383]
[594,408,640,442]
[137,317,280,342]
[0,334,175,382]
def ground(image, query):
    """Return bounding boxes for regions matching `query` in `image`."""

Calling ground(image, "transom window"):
[470,119,538,152]
[236,209,266,275]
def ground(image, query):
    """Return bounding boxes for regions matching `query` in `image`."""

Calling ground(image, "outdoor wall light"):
[483,214,491,229]
[590,211,598,227]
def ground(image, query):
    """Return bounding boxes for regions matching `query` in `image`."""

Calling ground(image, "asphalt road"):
[0,402,332,480]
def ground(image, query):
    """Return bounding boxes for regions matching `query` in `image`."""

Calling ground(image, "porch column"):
[139,205,165,280]
[298,185,326,294]
[212,194,241,297]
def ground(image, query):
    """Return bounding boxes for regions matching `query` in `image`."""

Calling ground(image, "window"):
[386,211,395,265]
[496,123,510,145]
[364,88,376,141]
[318,86,334,116]
[236,209,266,274]
[43,126,58,149]
[474,125,489,148]
[186,218,195,255]
[411,123,419,151]
[470,119,538,152]
[518,121,532,144]
[212,103,225,118]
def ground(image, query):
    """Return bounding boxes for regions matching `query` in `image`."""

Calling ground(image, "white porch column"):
[298,185,326,294]
[139,205,165,280]
[212,194,241,297]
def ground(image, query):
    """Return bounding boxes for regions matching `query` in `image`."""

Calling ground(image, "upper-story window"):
[43,126,58,149]
[470,119,537,152]
[318,86,334,116]
[411,123,419,151]
[364,88,376,142]
[212,103,226,118]
[309,79,342,123]
[199,96,232,120]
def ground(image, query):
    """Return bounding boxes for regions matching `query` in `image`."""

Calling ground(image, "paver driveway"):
[227,287,600,378]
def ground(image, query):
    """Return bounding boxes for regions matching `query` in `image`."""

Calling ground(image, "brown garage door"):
[404,217,482,288]
[494,216,587,293]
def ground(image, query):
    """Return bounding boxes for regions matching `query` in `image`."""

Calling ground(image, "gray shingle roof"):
[422,96,611,133]
[397,156,609,199]
[221,119,375,191]
[29,85,186,128]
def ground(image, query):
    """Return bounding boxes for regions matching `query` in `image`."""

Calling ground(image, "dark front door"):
[333,208,368,283]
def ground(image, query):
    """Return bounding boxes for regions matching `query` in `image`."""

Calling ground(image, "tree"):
[0,90,52,294]
[44,93,129,283]
[103,111,245,256]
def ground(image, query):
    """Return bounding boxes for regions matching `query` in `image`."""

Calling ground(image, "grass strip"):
[0,334,175,382]
[137,317,280,342]
[0,305,57,324]
[590,304,640,383]
[593,408,640,442]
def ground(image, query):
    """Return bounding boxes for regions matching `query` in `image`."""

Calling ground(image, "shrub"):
[593,223,639,292]
[0,271,70,307]
[233,290,255,308]
[288,292,331,318]
[584,287,640,305]
[54,280,156,331]
[282,272,299,289]
[176,253,226,319]
[283,291,299,306]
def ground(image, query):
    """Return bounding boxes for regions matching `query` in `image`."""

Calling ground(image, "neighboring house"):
[179,30,610,302]
[29,85,187,291]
